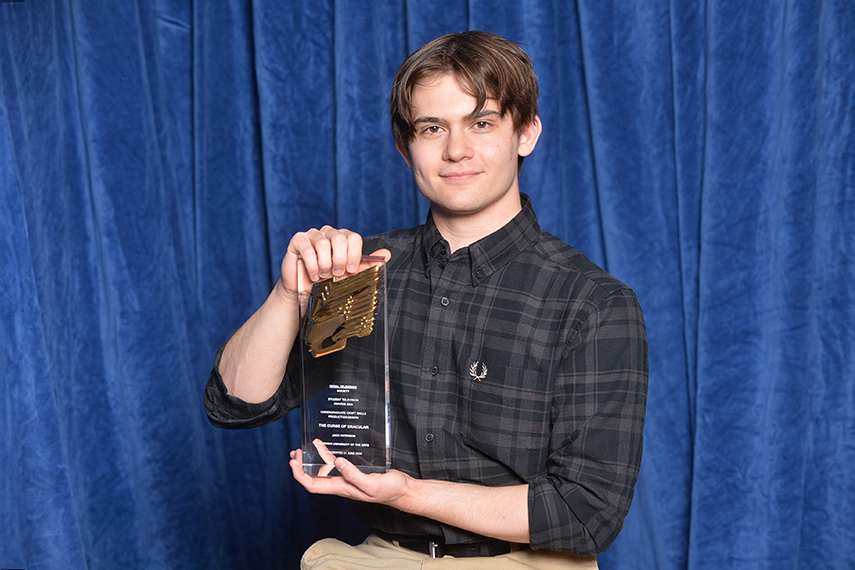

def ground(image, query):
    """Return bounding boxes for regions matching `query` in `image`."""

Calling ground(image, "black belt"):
[380,533,518,558]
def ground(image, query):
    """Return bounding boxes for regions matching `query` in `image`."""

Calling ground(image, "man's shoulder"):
[528,229,636,302]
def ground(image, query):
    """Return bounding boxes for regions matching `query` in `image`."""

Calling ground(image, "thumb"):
[369,248,392,263]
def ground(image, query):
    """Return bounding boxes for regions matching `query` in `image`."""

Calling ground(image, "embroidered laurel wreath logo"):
[469,361,488,381]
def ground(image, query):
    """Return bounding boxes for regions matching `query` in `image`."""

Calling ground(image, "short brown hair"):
[390,31,539,152]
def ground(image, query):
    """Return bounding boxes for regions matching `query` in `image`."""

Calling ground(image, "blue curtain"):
[2,1,853,569]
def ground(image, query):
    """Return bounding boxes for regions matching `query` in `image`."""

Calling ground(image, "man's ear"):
[517,116,543,158]
[396,140,412,168]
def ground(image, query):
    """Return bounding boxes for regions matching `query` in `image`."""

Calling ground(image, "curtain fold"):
[2,0,853,568]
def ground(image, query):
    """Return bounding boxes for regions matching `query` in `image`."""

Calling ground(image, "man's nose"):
[443,129,473,161]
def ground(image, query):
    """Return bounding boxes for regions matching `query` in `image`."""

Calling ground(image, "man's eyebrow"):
[413,116,443,125]
[464,108,500,121]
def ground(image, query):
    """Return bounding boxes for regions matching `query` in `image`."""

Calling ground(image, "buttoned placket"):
[414,253,469,477]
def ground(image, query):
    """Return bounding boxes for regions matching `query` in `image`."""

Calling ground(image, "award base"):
[298,256,390,476]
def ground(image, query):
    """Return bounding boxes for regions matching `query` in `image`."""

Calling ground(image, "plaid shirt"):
[205,195,648,555]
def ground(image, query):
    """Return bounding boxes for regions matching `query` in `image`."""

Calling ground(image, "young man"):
[205,31,648,569]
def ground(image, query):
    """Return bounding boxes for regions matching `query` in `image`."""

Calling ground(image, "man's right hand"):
[221,226,389,404]
[279,226,367,300]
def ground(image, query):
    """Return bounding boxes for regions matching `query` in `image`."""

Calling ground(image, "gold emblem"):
[303,265,382,357]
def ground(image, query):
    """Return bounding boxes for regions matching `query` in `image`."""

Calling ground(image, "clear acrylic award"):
[298,256,390,476]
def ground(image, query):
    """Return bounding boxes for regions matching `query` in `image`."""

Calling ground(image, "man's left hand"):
[289,446,412,506]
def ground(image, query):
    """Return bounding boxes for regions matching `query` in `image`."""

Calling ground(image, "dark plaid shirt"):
[205,195,648,555]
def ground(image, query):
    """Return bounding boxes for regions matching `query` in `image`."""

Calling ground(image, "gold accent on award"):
[303,265,382,358]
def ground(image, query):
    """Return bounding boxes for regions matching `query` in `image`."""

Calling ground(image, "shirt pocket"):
[461,365,551,476]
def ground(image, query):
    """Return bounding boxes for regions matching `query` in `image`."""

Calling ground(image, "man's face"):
[398,74,540,228]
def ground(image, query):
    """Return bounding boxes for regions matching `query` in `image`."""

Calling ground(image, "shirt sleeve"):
[527,287,649,554]
[203,342,301,429]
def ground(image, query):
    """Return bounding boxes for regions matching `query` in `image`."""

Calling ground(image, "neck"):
[432,197,523,253]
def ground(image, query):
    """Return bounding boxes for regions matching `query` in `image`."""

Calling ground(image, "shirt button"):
[424,432,435,443]
[429,366,438,376]
[475,269,484,279]
[440,296,449,306]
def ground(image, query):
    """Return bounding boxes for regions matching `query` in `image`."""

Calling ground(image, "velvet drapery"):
[2,1,853,568]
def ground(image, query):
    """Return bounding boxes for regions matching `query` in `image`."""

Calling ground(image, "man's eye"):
[423,125,440,134]
[475,121,490,129]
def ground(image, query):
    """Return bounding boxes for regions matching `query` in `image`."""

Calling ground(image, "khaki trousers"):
[301,534,599,570]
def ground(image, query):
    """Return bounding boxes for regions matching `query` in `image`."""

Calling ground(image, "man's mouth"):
[440,170,480,181]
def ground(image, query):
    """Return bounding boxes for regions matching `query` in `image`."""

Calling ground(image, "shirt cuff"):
[203,343,288,429]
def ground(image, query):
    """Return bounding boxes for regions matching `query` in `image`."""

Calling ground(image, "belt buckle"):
[428,540,440,558]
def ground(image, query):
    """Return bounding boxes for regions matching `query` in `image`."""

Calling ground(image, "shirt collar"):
[420,194,540,286]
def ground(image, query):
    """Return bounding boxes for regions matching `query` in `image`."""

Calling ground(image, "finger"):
[307,228,334,279]
[289,448,305,478]
[286,232,323,283]
[313,439,337,466]
[290,447,328,486]
[328,458,383,502]
[317,227,362,278]
[344,231,364,275]
[332,456,368,490]
[359,248,392,274]
[325,228,352,278]
[289,449,350,495]
[368,248,392,264]
[313,439,342,477]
